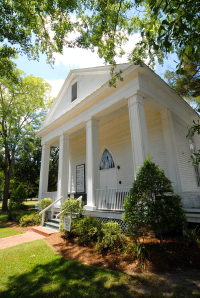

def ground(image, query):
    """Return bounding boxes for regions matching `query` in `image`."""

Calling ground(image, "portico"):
[37,63,200,222]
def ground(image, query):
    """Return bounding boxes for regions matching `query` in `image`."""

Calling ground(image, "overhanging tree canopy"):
[1,0,199,76]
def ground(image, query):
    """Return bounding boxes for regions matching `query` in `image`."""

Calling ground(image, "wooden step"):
[32,226,57,237]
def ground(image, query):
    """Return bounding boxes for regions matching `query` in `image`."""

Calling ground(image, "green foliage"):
[64,217,102,245]
[12,141,59,197]
[124,238,149,268]
[7,210,36,222]
[64,217,126,252]
[9,183,28,210]
[0,65,53,211]
[185,225,200,248]
[38,198,53,210]
[129,0,200,75]
[123,157,187,245]
[19,213,41,227]
[61,198,84,218]
[96,221,127,253]
[1,0,199,82]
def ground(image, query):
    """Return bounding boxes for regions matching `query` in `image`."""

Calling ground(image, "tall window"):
[71,82,77,102]
[99,149,115,170]
[188,133,200,186]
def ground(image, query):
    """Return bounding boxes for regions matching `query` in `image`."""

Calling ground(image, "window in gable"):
[71,81,77,102]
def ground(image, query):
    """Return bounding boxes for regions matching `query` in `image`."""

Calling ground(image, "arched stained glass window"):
[99,149,115,170]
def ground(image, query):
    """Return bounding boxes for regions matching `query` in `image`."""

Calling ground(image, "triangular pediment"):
[40,63,131,130]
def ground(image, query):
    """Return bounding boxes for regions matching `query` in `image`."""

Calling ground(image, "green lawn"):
[0,213,8,224]
[0,240,137,298]
[0,213,24,238]
[24,198,38,209]
[0,225,24,238]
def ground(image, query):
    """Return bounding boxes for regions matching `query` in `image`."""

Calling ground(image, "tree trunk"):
[2,172,10,212]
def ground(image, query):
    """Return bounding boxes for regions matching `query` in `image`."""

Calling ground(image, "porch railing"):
[95,188,131,211]
[181,195,200,209]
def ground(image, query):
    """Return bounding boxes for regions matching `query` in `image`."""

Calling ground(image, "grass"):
[0,198,38,211]
[0,240,136,298]
[0,225,24,238]
[0,212,8,224]
[0,234,199,297]
[0,212,24,238]
[24,198,38,209]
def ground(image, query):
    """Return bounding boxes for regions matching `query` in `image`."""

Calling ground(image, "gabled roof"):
[41,63,132,130]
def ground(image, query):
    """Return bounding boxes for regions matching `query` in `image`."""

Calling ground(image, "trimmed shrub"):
[64,216,102,245]
[123,156,187,246]
[97,221,127,253]
[19,213,41,227]
[38,198,53,210]
[9,183,28,210]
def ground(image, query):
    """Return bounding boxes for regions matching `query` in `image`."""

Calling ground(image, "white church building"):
[37,63,200,223]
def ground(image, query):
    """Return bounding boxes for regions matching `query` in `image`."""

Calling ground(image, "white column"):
[57,134,69,206]
[68,148,72,194]
[128,93,149,177]
[161,109,182,192]
[38,144,50,201]
[85,118,100,210]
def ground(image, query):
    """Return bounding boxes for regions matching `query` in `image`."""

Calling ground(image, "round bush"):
[38,198,53,210]
[19,213,41,227]
[97,221,127,253]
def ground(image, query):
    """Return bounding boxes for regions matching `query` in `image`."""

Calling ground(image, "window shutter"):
[71,82,77,101]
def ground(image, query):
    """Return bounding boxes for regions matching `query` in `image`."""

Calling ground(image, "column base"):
[84,205,97,211]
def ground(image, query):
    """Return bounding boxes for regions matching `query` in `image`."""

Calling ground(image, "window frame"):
[71,80,78,102]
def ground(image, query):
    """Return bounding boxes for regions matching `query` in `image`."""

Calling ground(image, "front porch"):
[41,189,200,223]
[37,64,200,225]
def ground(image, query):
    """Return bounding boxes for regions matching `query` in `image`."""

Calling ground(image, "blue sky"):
[14,33,178,98]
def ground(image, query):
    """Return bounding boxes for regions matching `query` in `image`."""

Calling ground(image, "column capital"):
[42,144,50,151]
[59,134,69,142]
[160,108,171,121]
[128,92,145,108]
[86,118,99,129]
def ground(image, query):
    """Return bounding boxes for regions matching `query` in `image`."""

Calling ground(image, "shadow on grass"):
[1,255,200,298]
[0,257,137,298]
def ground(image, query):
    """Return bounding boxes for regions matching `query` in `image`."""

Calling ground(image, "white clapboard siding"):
[51,74,111,123]
[171,112,198,190]
[69,106,170,192]
[70,132,86,193]
[145,107,169,178]
[99,109,134,188]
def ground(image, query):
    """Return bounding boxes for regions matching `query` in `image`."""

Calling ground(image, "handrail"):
[56,196,82,219]
[39,196,63,215]
[39,196,63,226]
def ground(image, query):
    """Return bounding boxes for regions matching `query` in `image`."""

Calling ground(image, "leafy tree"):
[165,57,200,107]
[1,1,199,78]
[128,0,200,74]
[164,52,200,166]
[123,157,186,246]
[0,64,52,211]
[9,183,28,210]
[12,138,59,197]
